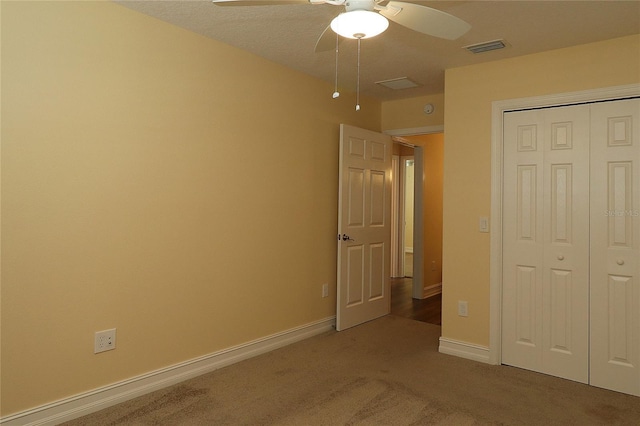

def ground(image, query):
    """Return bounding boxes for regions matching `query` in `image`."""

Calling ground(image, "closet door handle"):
[557,255,564,261]
[617,259,625,266]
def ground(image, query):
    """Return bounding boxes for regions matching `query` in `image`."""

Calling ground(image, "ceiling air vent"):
[375,77,421,90]
[464,39,506,54]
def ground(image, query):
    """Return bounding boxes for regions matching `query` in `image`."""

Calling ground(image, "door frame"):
[386,125,443,299]
[400,154,415,278]
[488,84,640,365]
[391,155,402,278]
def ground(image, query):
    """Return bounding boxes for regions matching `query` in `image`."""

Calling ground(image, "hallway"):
[390,277,441,325]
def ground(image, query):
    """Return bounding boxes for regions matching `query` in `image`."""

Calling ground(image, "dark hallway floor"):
[390,277,442,325]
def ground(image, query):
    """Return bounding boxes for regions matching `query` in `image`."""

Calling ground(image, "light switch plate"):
[479,217,489,233]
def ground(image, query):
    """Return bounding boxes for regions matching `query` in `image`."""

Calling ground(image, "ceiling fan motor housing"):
[344,0,376,12]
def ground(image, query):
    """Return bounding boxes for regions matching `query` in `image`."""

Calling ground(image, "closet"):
[501,98,639,396]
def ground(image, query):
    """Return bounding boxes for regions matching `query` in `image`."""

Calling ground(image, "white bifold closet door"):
[502,104,591,384]
[502,98,639,396]
[590,99,640,396]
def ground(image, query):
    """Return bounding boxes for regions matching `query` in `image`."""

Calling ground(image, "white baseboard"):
[438,337,491,364]
[0,317,336,426]
[423,282,442,299]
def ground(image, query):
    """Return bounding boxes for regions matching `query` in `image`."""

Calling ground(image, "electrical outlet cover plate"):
[458,301,469,317]
[95,328,116,353]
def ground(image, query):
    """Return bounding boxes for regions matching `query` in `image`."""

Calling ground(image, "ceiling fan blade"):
[315,24,342,53]
[212,0,309,6]
[378,1,470,40]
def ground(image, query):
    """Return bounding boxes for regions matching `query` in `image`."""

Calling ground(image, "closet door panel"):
[541,105,590,383]
[503,110,545,371]
[503,105,590,383]
[590,98,640,396]
[502,105,590,382]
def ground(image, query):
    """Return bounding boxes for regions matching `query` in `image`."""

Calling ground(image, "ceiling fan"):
[212,0,470,110]
[211,0,471,52]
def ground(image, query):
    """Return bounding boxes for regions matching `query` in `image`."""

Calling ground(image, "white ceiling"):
[115,0,640,101]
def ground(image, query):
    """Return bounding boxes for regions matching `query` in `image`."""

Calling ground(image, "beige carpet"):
[64,316,640,425]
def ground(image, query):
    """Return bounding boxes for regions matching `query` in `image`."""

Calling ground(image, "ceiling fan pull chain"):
[355,37,361,111]
[333,32,340,99]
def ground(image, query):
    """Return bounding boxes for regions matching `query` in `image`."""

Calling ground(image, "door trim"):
[385,125,444,299]
[391,155,402,277]
[400,155,415,278]
[488,84,640,365]
[386,125,444,137]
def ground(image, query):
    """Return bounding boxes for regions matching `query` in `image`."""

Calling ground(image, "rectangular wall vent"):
[464,39,506,54]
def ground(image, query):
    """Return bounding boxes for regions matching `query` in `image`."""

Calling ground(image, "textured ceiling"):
[114,0,640,101]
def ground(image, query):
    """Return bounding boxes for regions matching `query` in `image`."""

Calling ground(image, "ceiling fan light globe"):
[330,10,389,39]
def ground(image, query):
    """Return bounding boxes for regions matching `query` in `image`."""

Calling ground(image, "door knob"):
[342,234,355,242]
[557,255,564,261]
[617,259,625,265]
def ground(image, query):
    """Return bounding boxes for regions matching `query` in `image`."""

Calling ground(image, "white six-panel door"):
[502,98,640,396]
[502,105,590,384]
[337,124,392,331]
[590,99,640,396]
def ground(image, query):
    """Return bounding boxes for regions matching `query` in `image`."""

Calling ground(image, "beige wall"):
[0,1,380,415]
[403,159,414,249]
[442,35,640,346]
[3,0,638,417]
[382,93,444,131]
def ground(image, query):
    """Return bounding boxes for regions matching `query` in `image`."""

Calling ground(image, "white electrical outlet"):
[322,283,329,298]
[458,301,469,317]
[94,328,116,353]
